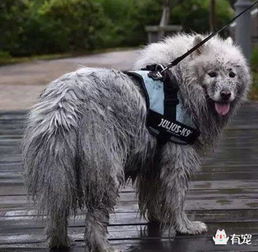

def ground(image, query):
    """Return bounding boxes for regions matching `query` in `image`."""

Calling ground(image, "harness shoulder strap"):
[162,69,179,120]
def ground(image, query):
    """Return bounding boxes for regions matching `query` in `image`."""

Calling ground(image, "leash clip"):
[147,64,166,80]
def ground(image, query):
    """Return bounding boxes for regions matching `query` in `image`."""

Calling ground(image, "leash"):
[156,0,258,75]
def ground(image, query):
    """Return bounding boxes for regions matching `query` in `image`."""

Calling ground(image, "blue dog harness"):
[126,65,200,145]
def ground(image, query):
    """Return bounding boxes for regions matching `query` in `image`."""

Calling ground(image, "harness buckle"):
[147,64,166,80]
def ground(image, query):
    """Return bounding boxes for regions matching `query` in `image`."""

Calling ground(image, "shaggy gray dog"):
[23,34,250,251]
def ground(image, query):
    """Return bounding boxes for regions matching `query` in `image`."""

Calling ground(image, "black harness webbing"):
[162,68,179,120]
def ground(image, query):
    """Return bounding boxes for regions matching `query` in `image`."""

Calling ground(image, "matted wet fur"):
[23,34,250,251]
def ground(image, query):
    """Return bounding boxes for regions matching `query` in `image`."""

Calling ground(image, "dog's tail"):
[23,79,83,215]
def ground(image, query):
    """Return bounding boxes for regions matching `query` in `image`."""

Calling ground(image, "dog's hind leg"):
[83,177,122,252]
[136,158,177,238]
[81,151,123,252]
[84,202,115,252]
[137,166,162,223]
[79,127,124,251]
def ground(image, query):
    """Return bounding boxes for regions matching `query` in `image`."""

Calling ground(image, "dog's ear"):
[193,35,205,56]
[225,37,233,45]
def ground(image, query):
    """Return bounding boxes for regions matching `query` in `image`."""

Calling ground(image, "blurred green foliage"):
[251,47,258,72]
[0,0,106,56]
[0,0,233,57]
[250,47,258,100]
[172,0,233,34]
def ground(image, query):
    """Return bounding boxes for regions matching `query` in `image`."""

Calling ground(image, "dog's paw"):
[177,220,207,235]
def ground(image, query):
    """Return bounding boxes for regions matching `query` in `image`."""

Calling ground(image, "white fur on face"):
[186,35,249,105]
[198,60,239,103]
[188,37,250,117]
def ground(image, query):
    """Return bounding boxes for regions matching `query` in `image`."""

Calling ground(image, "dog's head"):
[187,35,250,117]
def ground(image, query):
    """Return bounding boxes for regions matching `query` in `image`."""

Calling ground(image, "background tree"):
[0,0,233,57]
[210,0,216,31]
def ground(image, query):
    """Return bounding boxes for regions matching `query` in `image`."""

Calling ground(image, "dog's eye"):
[208,72,217,78]
[229,71,236,78]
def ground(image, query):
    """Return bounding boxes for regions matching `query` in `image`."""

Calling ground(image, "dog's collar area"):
[125,65,200,145]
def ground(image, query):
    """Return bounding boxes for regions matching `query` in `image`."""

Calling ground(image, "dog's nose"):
[220,91,231,101]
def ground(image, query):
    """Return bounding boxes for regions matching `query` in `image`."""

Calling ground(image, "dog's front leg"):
[159,143,207,234]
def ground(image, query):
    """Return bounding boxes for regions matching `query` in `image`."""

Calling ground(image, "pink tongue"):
[215,103,230,116]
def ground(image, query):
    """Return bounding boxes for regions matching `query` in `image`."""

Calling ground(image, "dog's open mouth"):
[214,102,230,116]
[203,87,231,116]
